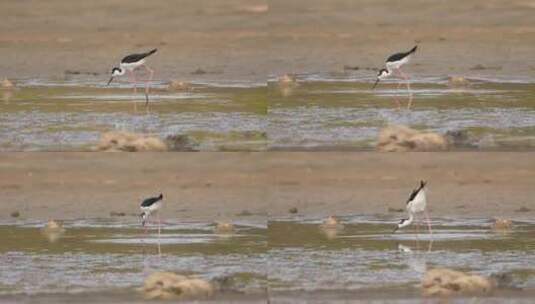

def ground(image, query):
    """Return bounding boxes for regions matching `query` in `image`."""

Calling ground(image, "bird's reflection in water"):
[2,90,13,104]
[319,216,344,240]
[397,240,433,276]
[41,220,65,243]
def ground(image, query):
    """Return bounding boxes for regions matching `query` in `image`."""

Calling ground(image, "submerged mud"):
[0,216,533,302]
[4,77,535,151]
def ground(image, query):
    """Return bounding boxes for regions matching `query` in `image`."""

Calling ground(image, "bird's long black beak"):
[372,78,380,89]
[107,76,114,86]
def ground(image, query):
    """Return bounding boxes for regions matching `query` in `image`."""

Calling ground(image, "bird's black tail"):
[408,45,418,54]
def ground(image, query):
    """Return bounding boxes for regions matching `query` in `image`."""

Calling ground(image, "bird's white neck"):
[112,68,125,76]
[378,69,392,80]
[399,213,414,228]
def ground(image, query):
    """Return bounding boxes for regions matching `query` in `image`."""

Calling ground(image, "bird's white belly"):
[141,201,161,215]
[386,56,410,70]
[407,190,427,213]
[121,59,145,71]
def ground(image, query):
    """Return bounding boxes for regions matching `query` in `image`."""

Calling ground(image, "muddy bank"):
[269,289,535,304]
[2,1,535,82]
[0,153,268,221]
[0,153,534,221]
[264,152,535,218]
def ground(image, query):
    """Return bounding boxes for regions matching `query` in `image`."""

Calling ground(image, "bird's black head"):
[111,67,122,75]
[393,218,408,233]
[377,68,390,79]
[107,67,124,85]
[372,69,390,89]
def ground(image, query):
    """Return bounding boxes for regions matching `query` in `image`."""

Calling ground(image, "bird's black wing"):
[406,188,419,204]
[387,52,408,63]
[386,45,417,63]
[406,180,425,204]
[121,49,157,64]
[141,195,161,207]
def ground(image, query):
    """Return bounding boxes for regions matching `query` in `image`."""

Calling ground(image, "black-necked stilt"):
[108,49,157,106]
[372,45,417,109]
[393,180,432,236]
[140,193,163,229]
[140,193,163,255]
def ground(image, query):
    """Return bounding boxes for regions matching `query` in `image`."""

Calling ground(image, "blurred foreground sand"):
[0,152,533,220]
[1,1,535,81]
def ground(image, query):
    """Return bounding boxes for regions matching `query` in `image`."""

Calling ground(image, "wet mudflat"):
[0,216,533,302]
[0,219,267,302]
[269,76,535,150]
[4,76,535,151]
[267,216,535,303]
[0,79,267,151]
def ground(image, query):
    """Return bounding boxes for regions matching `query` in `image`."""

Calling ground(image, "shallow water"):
[268,216,535,293]
[0,219,267,297]
[0,216,534,302]
[3,76,535,151]
[0,80,267,151]
[268,76,535,150]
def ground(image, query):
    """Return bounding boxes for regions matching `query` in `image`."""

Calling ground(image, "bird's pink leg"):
[128,70,137,94]
[157,212,161,238]
[141,65,153,107]
[143,221,148,235]
[415,214,420,240]
[425,209,433,237]
[398,69,413,109]
[157,212,161,256]
[394,81,403,110]
[143,65,154,93]
[128,70,138,112]
[389,69,404,110]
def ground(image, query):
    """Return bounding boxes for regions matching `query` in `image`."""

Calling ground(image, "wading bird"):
[393,180,432,236]
[140,193,163,255]
[107,49,157,106]
[372,45,417,109]
[140,193,163,233]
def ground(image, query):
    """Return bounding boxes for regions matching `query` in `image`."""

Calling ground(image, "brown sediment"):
[376,125,449,152]
[264,152,535,218]
[215,222,235,234]
[95,131,168,152]
[141,272,213,300]
[1,78,15,89]
[1,1,535,81]
[422,268,495,296]
[0,152,534,220]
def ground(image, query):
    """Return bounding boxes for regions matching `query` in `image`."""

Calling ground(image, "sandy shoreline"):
[1,152,534,221]
[2,1,535,82]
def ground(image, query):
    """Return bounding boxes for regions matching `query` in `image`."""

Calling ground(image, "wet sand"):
[2,1,535,82]
[0,153,534,221]
[0,153,268,221]
[266,0,535,79]
[265,152,535,218]
[0,292,268,304]
[1,0,269,83]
